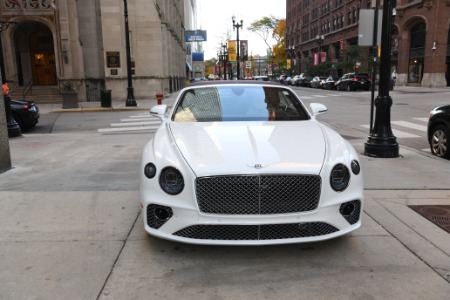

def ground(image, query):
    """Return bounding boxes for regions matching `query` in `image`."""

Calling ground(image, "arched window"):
[408,22,426,83]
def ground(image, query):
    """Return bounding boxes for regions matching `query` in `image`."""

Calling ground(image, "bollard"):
[156,93,163,105]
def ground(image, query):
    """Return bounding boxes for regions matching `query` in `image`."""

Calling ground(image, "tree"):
[247,16,280,52]
[341,45,370,73]
[272,19,286,74]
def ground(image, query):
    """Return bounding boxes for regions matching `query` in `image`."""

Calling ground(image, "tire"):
[346,84,352,91]
[336,84,340,91]
[12,113,24,130]
[430,125,450,158]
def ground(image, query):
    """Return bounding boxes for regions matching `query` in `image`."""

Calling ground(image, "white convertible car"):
[140,81,364,245]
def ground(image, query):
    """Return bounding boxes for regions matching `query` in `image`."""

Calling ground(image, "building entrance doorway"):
[14,21,57,86]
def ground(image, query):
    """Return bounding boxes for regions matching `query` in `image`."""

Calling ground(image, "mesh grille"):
[173,222,338,240]
[196,175,321,215]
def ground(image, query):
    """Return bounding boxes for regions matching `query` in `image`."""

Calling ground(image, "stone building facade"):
[0,0,191,102]
[286,0,450,87]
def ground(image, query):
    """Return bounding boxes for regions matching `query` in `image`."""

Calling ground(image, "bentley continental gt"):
[140,81,364,245]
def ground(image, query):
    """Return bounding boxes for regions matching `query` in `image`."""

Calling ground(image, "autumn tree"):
[272,19,286,74]
[247,16,280,52]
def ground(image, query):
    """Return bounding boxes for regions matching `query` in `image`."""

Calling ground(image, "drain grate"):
[409,205,450,233]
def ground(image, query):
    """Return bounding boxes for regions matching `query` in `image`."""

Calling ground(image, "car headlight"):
[159,167,184,195]
[330,164,350,192]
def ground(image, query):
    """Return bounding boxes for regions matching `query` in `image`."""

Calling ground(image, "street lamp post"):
[232,16,243,79]
[0,20,21,138]
[221,43,227,80]
[217,51,222,79]
[288,46,294,77]
[316,35,324,64]
[123,0,137,107]
[364,0,398,158]
[271,53,275,80]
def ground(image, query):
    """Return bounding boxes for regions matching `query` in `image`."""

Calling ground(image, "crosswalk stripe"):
[128,115,152,118]
[312,95,327,98]
[111,121,161,127]
[391,121,427,132]
[98,126,158,133]
[360,125,420,138]
[413,118,428,123]
[326,94,342,97]
[120,118,157,122]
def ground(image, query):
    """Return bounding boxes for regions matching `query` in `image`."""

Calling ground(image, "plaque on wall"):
[106,52,120,68]
[111,69,118,75]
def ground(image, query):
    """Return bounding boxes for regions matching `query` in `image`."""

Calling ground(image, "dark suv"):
[336,73,371,91]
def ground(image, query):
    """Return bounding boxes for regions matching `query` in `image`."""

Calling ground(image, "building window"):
[408,22,426,83]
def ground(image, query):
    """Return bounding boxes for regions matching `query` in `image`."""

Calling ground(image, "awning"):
[186,61,192,71]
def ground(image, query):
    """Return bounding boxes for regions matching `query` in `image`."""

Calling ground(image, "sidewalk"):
[0,86,449,298]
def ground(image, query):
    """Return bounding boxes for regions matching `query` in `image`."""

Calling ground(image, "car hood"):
[169,121,326,177]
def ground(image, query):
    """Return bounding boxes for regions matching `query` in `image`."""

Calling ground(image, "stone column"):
[0,74,12,173]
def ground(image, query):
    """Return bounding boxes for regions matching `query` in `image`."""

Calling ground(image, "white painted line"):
[98,126,158,133]
[129,115,152,118]
[326,94,342,97]
[312,95,327,98]
[300,96,312,99]
[119,118,161,123]
[391,121,427,132]
[360,125,420,138]
[111,121,161,127]
[414,117,429,123]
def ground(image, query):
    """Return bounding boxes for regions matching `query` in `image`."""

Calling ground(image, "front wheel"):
[430,125,449,158]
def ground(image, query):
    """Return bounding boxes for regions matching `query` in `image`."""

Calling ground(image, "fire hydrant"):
[156,92,163,105]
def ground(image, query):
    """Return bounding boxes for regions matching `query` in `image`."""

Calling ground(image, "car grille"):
[196,175,321,215]
[173,222,338,240]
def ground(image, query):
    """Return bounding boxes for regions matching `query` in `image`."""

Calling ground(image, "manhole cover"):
[409,205,450,233]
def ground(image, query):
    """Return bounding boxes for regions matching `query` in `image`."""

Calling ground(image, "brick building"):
[286,0,450,87]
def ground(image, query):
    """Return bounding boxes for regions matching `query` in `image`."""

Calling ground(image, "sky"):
[196,0,286,60]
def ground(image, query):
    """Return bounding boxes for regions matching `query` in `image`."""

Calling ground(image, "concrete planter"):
[61,90,79,109]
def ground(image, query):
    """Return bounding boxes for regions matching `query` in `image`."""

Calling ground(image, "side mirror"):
[150,104,168,120]
[310,103,328,116]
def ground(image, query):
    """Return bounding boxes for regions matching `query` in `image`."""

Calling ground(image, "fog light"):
[144,163,157,178]
[339,200,361,225]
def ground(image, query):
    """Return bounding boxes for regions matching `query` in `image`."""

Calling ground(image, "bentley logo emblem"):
[247,163,269,169]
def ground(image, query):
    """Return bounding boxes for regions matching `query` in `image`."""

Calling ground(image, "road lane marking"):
[361,125,420,138]
[98,126,158,133]
[111,121,161,127]
[391,121,427,132]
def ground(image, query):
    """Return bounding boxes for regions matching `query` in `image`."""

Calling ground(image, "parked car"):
[252,76,269,81]
[141,80,364,245]
[277,74,287,84]
[322,76,339,90]
[284,76,292,85]
[309,76,327,88]
[290,75,301,86]
[427,104,450,158]
[11,99,40,130]
[297,73,314,87]
[335,73,371,91]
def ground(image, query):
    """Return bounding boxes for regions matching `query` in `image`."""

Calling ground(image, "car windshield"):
[173,85,310,122]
